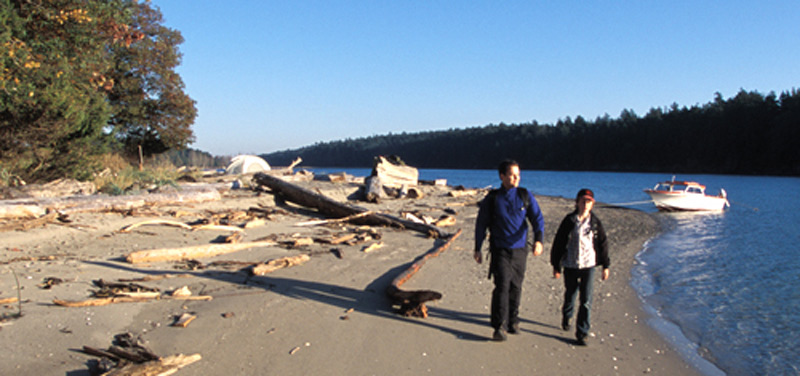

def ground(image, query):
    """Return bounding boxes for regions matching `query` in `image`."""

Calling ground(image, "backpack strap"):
[487,187,530,226]
[516,187,531,210]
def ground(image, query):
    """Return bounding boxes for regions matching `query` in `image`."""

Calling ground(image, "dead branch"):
[171,313,197,327]
[293,211,374,227]
[117,274,193,282]
[119,220,193,233]
[53,294,212,307]
[251,254,311,276]
[103,353,201,376]
[191,224,245,233]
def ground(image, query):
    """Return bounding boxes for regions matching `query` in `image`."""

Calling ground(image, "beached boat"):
[644,178,729,211]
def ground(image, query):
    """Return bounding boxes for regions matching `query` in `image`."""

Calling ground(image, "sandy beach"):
[0,177,702,375]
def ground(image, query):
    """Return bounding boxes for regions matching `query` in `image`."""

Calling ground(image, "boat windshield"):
[654,183,705,194]
[687,186,704,194]
[656,183,687,192]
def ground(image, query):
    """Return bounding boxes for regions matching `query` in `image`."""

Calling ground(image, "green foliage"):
[1,0,117,181]
[152,148,230,169]
[0,0,196,183]
[264,88,800,176]
[105,1,197,159]
[94,162,180,196]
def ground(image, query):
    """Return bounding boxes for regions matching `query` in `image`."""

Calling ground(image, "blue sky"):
[151,1,799,156]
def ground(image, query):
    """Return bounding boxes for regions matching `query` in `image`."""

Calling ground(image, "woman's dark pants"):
[562,267,595,340]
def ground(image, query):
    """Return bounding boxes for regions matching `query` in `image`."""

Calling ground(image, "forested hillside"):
[264,89,800,176]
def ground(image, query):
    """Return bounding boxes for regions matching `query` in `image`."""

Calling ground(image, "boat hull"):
[645,190,729,211]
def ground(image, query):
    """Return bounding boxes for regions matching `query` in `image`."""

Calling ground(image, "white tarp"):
[225,155,271,174]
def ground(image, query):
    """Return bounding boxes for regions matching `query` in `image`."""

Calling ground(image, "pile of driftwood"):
[5,161,466,322]
[364,155,423,202]
[252,171,461,317]
[81,332,201,375]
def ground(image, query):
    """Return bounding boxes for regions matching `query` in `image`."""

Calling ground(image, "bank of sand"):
[0,178,702,375]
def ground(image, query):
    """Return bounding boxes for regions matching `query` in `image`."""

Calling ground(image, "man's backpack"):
[485,187,531,220]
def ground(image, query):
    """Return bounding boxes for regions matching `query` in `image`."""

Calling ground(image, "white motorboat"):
[644,178,729,211]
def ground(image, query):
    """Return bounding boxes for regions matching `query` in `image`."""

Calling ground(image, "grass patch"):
[93,155,183,195]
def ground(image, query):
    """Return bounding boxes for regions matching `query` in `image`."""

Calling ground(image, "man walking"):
[474,160,545,341]
[550,188,609,346]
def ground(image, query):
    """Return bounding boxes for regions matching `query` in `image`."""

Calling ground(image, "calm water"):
[312,167,800,376]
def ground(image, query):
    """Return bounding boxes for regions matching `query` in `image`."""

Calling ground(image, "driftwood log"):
[372,155,418,188]
[125,241,276,264]
[364,175,387,203]
[0,184,222,220]
[386,229,462,317]
[252,173,447,238]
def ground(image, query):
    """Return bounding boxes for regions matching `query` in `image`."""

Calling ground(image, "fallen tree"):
[252,173,447,238]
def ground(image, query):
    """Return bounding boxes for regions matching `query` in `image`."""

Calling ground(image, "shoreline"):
[1,179,705,375]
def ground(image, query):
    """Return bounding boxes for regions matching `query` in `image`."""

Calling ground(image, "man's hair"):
[498,159,519,175]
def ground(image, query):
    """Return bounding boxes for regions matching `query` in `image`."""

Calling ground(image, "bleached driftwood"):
[448,189,481,198]
[120,220,193,233]
[373,156,418,188]
[6,178,96,199]
[294,211,374,227]
[361,242,384,253]
[191,224,245,233]
[53,294,212,307]
[329,233,358,245]
[433,215,457,227]
[251,254,311,276]
[125,241,276,264]
[171,313,197,327]
[0,185,222,220]
[364,175,387,203]
[103,353,202,376]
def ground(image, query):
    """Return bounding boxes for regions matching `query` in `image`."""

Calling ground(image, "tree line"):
[264,89,800,176]
[153,148,229,169]
[1,0,195,182]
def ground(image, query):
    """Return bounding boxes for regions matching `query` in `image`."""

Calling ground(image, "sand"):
[0,178,702,375]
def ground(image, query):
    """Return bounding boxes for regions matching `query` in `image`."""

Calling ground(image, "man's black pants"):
[490,247,528,330]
